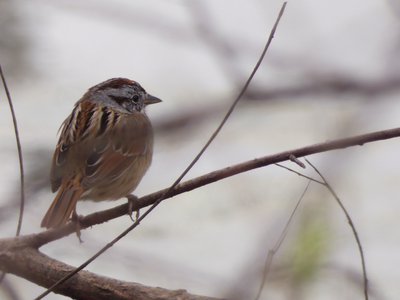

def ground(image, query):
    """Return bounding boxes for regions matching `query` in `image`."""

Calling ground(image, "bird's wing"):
[51,100,101,191]
[51,100,153,193]
[81,111,153,190]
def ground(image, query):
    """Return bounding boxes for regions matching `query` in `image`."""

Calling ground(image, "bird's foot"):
[71,211,84,243]
[126,194,140,222]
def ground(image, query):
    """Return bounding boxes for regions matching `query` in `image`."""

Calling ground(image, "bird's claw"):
[126,194,140,222]
[71,210,83,243]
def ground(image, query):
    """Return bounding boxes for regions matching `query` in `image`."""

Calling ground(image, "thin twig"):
[0,65,25,284]
[254,181,311,300]
[275,163,323,184]
[289,154,305,168]
[0,66,25,235]
[305,158,368,300]
[34,3,288,299]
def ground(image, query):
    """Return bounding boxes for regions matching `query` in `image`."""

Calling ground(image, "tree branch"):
[0,240,218,300]
[22,125,400,247]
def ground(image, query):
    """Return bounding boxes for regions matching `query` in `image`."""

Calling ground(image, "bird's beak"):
[144,94,162,105]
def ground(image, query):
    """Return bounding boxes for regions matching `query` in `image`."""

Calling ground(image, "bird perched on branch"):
[41,78,161,229]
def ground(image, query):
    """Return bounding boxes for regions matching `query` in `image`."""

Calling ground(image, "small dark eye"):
[132,95,139,102]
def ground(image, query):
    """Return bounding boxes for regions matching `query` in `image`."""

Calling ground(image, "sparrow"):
[41,78,161,228]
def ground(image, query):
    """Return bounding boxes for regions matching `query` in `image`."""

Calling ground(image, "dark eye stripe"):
[98,107,111,136]
[109,95,126,105]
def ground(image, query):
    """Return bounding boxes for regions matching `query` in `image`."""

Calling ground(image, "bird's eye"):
[132,95,139,102]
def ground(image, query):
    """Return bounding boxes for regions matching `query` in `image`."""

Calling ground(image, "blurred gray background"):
[0,0,400,299]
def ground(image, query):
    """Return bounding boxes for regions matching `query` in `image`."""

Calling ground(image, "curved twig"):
[275,163,323,184]
[0,66,25,236]
[306,158,368,300]
[0,65,25,284]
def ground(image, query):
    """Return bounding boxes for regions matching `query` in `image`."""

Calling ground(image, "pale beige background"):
[0,0,399,299]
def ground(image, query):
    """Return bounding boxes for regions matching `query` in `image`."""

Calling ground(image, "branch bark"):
[0,238,219,300]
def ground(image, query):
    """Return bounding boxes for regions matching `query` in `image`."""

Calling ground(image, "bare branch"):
[305,158,369,300]
[275,163,323,184]
[0,242,219,300]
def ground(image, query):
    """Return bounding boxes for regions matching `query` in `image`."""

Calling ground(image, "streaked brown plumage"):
[41,78,161,228]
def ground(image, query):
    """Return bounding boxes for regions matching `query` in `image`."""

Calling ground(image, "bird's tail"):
[41,180,83,228]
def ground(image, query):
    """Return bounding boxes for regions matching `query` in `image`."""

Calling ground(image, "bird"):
[41,78,161,229]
